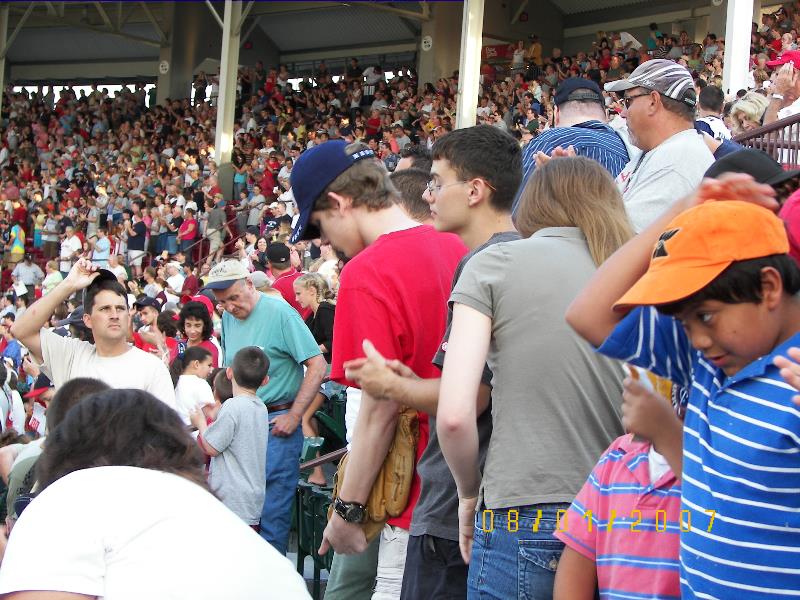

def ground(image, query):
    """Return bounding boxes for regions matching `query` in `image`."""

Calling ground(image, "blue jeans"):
[165,234,178,255]
[468,503,568,600]
[259,407,304,555]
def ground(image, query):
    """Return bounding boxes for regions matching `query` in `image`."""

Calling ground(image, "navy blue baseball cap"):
[554,77,603,107]
[290,140,376,243]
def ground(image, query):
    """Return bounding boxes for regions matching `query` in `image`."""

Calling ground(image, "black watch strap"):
[334,497,367,523]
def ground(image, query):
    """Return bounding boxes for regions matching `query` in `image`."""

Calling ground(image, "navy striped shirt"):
[598,307,800,599]
[514,121,629,214]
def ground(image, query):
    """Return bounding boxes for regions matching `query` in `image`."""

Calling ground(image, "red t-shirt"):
[366,117,382,137]
[330,225,467,529]
[779,189,800,266]
[271,268,312,320]
[182,274,200,298]
[186,338,219,368]
[179,218,198,241]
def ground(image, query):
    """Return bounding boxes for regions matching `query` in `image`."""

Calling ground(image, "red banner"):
[481,44,513,61]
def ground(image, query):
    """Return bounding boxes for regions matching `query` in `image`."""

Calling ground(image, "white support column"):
[722,0,753,96]
[456,0,485,129]
[214,0,241,166]
[0,6,8,118]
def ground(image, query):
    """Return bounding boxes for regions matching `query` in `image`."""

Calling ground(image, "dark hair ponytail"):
[169,345,212,386]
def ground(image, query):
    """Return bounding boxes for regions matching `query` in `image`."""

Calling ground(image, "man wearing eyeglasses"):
[605,59,714,232]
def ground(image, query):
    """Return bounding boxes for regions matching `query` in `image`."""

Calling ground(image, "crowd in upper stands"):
[0,2,799,599]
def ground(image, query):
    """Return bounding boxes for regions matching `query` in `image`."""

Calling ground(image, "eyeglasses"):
[621,91,654,109]
[426,179,497,195]
[426,180,467,195]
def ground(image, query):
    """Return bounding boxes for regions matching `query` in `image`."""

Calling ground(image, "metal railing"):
[733,112,800,167]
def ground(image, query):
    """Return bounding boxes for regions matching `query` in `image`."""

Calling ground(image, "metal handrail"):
[300,447,347,471]
[733,111,800,166]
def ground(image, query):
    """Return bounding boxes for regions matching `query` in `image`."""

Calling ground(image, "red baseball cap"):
[767,50,800,69]
[24,374,53,399]
[184,294,214,316]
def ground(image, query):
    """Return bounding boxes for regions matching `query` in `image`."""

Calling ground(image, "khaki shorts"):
[4,252,23,267]
[208,230,222,253]
[128,249,145,267]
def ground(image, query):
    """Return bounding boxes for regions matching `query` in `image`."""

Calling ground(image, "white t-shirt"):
[59,235,82,273]
[174,374,215,424]
[696,115,732,140]
[778,96,800,120]
[317,259,338,289]
[616,128,714,232]
[648,445,671,484]
[39,328,177,410]
[111,264,128,281]
[0,466,309,599]
[167,273,185,293]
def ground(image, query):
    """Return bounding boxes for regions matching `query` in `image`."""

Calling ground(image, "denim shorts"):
[468,503,568,600]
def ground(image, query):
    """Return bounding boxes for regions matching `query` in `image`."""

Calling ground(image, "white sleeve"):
[197,379,215,408]
[0,483,105,596]
[39,328,80,386]
[146,358,177,410]
[9,391,25,436]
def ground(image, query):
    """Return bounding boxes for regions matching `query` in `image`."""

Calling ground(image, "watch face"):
[347,505,365,523]
[336,498,366,523]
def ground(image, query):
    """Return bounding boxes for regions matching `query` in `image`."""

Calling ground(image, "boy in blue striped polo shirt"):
[566,180,800,600]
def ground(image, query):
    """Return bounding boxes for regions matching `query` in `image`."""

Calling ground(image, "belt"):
[267,401,294,413]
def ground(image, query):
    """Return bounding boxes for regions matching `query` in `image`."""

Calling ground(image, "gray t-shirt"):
[206,207,226,232]
[204,394,269,525]
[450,227,624,509]
[411,231,519,541]
[616,128,713,232]
[247,195,266,227]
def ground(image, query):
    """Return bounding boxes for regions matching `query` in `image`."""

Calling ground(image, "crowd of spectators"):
[0,2,798,599]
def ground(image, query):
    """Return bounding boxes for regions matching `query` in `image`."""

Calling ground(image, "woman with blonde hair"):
[294,272,337,486]
[437,157,630,597]
[730,91,770,135]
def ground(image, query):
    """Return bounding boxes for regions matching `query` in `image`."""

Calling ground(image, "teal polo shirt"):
[220,294,321,406]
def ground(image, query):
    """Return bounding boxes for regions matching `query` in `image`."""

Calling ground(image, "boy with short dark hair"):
[567,179,800,599]
[290,139,466,596]
[191,346,270,527]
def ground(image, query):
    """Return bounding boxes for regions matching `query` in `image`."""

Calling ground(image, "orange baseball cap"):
[614,201,789,310]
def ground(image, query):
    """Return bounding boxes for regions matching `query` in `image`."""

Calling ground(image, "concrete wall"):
[417,0,565,87]
[161,1,223,100]
[239,24,280,68]
[483,0,564,53]
[417,2,463,87]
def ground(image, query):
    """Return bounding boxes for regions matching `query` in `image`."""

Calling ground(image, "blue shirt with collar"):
[597,306,800,600]
[515,121,629,214]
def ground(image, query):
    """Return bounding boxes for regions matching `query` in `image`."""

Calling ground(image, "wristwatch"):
[771,93,785,100]
[333,497,367,524]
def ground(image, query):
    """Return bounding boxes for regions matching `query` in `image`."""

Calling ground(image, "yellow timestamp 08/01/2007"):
[477,508,717,534]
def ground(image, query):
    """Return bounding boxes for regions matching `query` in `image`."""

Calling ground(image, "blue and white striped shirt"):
[514,121,629,214]
[598,306,800,600]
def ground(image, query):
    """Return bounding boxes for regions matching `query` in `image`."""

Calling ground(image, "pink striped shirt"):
[555,434,681,599]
